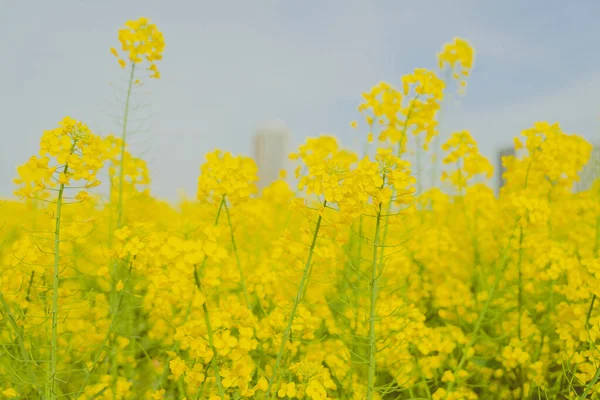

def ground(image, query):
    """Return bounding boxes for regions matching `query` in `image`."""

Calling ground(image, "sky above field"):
[2,1,600,201]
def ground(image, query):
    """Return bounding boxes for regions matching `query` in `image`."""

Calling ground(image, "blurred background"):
[2,0,600,202]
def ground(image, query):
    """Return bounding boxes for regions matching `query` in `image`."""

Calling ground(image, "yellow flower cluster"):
[290,137,415,224]
[358,62,449,152]
[14,116,106,200]
[438,37,475,92]
[111,17,165,78]
[197,150,259,205]
[291,136,357,201]
[441,130,494,190]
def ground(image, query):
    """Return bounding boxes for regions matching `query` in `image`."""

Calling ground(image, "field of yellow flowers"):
[2,17,600,400]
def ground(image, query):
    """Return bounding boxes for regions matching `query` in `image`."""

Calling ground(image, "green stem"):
[266,201,326,400]
[193,266,226,398]
[110,62,136,400]
[189,197,227,397]
[22,271,35,318]
[579,366,600,400]
[353,216,364,339]
[397,95,419,158]
[180,197,225,325]
[116,62,136,230]
[196,197,225,278]
[223,200,250,308]
[50,176,67,399]
[517,226,524,339]
[367,201,384,400]
[586,295,596,331]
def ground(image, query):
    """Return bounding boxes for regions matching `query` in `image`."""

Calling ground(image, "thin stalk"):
[196,196,225,278]
[223,200,250,308]
[116,62,136,229]
[22,271,35,318]
[353,216,364,338]
[586,295,596,329]
[189,197,227,397]
[266,201,326,400]
[415,135,423,196]
[180,197,225,322]
[579,200,600,400]
[110,62,136,399]
[430,68,452,188]
[193,268,225,398]
[579,366,600,400]
[195,365,211,400]
[50,170,67,399]
[397,98,417,159]
[517,226,524,340]
[367,200,384,400]
[454,158,481,297]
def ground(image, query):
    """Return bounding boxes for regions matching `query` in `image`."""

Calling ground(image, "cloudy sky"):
[2,1,599,201]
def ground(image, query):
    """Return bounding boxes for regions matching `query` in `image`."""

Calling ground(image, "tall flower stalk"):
[266,202,325,399]
[108,60,135,400]
[192,198,226,398]
[361,152,415,399]
[223,200,251,308]
[13,117,107,399]
[366,195,384,400]
[116,63,136,229]
[49,160,68,399]
[195,151,258,397]
[106,17,164,397]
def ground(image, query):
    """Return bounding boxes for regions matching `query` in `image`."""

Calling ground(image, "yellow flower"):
[169,357,187,379]
[151,389,165,400]
[75,190,91,202]
[2,389,18,398]
[441,370,455,382]
[278,382,296,398]
[437,37,475,95]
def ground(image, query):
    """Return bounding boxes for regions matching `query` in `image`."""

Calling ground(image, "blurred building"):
[253,121,290,191]
[576,143,600,192]
[496,146,515,192]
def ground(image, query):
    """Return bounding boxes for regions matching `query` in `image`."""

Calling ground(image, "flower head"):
[14,117,107,200]
[111,17,165,78]
[197,150,258,205]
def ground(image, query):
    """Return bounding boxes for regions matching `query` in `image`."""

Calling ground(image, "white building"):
[253,121,290,191]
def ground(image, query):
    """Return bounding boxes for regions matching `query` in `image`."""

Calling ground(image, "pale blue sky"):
[2,0,599,201]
